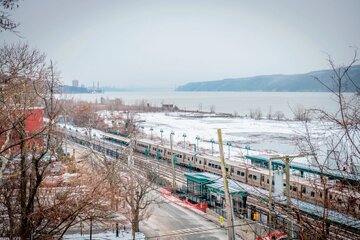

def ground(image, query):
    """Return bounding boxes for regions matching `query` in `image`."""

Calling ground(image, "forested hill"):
[176,65,360,92]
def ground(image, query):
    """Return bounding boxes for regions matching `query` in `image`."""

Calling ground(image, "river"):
[60,91,346,117]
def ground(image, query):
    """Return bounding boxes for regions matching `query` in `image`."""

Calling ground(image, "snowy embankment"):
[63,231,145,240]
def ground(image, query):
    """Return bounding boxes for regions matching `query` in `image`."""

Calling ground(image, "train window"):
[283,183,286,187]
[330,194,333,200]
[337,198,342,204]
[311,192,315,197]
[290,186,292,190]
[261,176,264,182]
[249,174,253,179]
[293,187,297,192]
[320,192,322,198]
[241,172,245,177]
[302,187,306,194]
[267,179,269,184]
[199,161,202,164]
[253,175,257,180]
[237,170,241,175]
[226,167,228,172]
[208,163,211,166]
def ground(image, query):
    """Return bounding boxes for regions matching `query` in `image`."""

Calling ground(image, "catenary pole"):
[268,158,273,227]
[170,132,176,194]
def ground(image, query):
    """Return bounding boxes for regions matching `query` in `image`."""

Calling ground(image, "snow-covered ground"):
[63,231,145,240]
[132,112,332,161]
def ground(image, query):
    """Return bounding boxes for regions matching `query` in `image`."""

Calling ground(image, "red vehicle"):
[256,232,287,240]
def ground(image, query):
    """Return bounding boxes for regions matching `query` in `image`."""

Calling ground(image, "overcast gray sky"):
[2,0,360,89]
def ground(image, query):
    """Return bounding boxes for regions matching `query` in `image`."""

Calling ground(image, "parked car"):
[256,232,287,240]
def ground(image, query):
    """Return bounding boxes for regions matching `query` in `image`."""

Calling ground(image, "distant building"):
[162,103,178,111]
[81,84,85,88]
[72,80,79,87]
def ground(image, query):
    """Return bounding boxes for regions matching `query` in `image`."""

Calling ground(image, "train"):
[99,131,360,217]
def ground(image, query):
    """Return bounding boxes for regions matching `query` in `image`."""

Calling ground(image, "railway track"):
[60,129,360,239]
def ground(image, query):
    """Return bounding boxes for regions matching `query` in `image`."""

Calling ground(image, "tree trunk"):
[131,212,140,240]
[19,130,30,240]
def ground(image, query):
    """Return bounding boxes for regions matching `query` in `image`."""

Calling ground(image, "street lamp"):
[195,136,200,153]
[182,133,187,148]
[245,145,251,155]
[226,142,232,160]
[160,129,164,144]
[210,138,215,155]
[150,127,154,140]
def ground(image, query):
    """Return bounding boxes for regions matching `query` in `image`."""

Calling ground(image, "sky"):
[1,0,360,89]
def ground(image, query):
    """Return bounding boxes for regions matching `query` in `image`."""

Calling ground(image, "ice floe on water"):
[134,112,331,157]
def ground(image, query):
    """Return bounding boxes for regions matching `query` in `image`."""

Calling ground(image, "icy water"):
[62,91,346,117]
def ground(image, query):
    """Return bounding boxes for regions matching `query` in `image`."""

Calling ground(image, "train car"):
[135,140,150,155]
[101,132,130,146]
[99,131,360,216]
[247,167,266,188]
[231,163,248,184]
[203,155,223,175]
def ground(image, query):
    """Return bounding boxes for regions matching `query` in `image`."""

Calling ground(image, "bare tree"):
[0,0,20,32]
[210,104,216,113]
[0,43,111,239]
[292,104,311,121]
[119,166,156,239]
[292,52,360,239]
[267,106,272,120]
[76,110,157,240]
[273,110,285,121]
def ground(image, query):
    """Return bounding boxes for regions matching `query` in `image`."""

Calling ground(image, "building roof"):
[184,172,220,184]
[246,155,359,181]
[207,179,248,197]
[184,172,248,196]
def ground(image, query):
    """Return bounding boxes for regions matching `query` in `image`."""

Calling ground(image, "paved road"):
[140,194,228,240]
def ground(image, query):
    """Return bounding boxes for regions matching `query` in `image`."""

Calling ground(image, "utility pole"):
[285,156,291,237]
[217,129,235,240]
[285,156,291,209]
[170,132,176,194]
[268,158,273,227]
